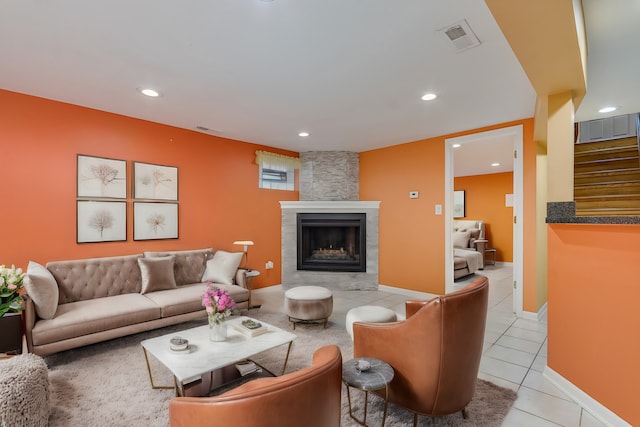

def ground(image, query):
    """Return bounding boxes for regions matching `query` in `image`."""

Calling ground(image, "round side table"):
[342,357,394,427]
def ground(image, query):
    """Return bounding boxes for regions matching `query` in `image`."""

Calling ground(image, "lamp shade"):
[233,240,254,247]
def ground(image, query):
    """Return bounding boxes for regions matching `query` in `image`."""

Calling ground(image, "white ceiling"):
[0,1,637,177]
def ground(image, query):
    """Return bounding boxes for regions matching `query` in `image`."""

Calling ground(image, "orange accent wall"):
[361,119,535,297]
[548,224,640,425]
[0,89,298,289]
[454,172,514,262]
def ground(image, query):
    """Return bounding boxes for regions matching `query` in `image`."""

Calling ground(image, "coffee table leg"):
[281,342,293,375]
[142,348,177,392]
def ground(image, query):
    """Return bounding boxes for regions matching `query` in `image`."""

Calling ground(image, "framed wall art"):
[77,200,127,243]
[133,202,178,240]
[77,155,127,199]
[133,162,178,201]
[453,190,466,218]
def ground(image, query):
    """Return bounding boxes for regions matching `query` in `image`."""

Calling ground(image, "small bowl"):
[170,336,189,351]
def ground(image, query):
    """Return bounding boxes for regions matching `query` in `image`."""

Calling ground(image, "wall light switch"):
[435,204,442,215]
[409,191,419,199]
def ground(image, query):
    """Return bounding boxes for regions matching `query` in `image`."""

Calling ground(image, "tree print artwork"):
[134,162,178,200]
[77,201,126,243]
[134,202,178,240]
[88,209,114,238]
[77,155,127,199]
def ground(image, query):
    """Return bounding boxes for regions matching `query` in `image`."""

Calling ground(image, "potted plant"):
[0,264,26,354]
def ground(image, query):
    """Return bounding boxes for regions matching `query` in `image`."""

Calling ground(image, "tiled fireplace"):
[280,201,380,291]
[281,151,379,291]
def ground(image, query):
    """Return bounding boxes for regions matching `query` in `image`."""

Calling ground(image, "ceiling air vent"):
[439,19,481,52]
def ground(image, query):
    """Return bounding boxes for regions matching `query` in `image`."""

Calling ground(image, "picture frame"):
[77,200,127,243]
[133,162,178,201]
[77,155,127,199]
[453,190,466,218]
[134,202,178,240]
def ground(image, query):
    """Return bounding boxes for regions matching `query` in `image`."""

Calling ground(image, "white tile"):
[479,355,529,384]
[513,317,548,334]
[485,344,536,368]
[531,354,547,372]
[477,371,519,392]
[513,385,582,427]
[502,407,563,427]
[580,409,607,427]
[496,335,543,354]
[522,370,573,401]
[504,326,547,343]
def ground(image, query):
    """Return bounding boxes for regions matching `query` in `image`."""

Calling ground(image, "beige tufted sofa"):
[24,248,250,356]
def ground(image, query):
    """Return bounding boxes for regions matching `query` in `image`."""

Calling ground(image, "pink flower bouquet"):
[202,284,236,324]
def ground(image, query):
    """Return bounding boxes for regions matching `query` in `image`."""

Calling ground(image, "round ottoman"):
[346,305,398,340]
[284,286,333,329]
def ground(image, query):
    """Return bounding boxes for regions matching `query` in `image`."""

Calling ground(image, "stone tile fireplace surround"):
[280,151,379,291]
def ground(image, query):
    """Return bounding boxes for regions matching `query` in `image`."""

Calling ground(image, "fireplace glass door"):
[297,213,366,272]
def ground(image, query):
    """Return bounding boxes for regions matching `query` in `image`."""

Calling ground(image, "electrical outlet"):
[435,204,442,215]
[265,261,274,270]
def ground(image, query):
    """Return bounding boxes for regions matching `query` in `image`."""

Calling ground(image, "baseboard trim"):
[543,366,632,427]
[378,284,436,299]
[521,302,547,322]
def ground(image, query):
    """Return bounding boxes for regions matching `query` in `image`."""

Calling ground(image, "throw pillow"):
[23,261,59,320]
[201,250,244,286]
[452,230,471,249]
[138,256,177,294]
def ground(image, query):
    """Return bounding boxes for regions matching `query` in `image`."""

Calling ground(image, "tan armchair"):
[353,276,489,425]
[169,345,343,427]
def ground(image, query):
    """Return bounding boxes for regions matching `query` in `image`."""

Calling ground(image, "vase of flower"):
[202,283,236,343]
[208,317,228,342]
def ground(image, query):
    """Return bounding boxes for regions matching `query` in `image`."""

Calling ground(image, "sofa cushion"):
[144,248,212,286]
[143,283,249,318]
[201,251,243,286]
[452,230,471,249]
[30,293,160,346]
[23,261,59,319]
[138,256,177,294]
[47,254,143,304]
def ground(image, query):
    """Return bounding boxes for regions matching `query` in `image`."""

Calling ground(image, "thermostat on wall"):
[409,191,419,199]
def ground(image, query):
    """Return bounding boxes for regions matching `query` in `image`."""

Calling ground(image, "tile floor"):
[252,264,606,426]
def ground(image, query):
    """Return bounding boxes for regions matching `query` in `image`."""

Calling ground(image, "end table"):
[245,269,261,309]
[342,357,394,427]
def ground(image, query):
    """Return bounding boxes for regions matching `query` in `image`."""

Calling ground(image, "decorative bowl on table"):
[169,336,189,351]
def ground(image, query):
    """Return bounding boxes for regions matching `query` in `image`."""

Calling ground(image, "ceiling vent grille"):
[439,19,481,52]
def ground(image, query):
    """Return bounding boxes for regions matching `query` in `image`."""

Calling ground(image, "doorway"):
[444,125,524,316]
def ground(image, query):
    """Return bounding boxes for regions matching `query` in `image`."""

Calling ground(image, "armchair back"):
[353,276,489,418]
[169,345,343,427]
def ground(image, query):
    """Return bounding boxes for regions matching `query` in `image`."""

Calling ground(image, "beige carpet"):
[45,310,516,426]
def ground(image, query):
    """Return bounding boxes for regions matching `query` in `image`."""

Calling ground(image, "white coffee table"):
[141,316,296,396]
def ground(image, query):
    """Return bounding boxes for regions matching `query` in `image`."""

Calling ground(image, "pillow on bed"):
[452,230,471,249]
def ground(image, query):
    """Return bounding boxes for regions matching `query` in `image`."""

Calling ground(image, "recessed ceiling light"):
[491,162,500,167]
[452,143,461,148]
[421,93,437,101]
[598,106,617,113]
[140,88,160,97]
[298,132,309,137]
